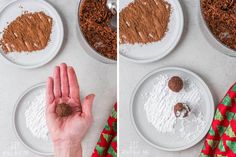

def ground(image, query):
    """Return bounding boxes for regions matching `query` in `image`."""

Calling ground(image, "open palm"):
[46,63,95,145]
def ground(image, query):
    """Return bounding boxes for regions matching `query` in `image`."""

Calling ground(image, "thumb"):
[82,94,95,117]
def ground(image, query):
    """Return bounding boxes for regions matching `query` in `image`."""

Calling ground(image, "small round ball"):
[168,76,184,92]
[56,103,72,117]
[174,103,190,118]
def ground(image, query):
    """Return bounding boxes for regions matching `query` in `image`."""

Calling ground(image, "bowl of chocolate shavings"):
[76,0,117,64]
[199,0,236,57]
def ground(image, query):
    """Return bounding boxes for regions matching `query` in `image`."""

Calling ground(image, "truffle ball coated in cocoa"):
[168,76,184,92]
[56,103,72,117]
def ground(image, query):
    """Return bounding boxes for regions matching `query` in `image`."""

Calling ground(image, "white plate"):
[0,0,64,69]
[13,83,53,156]
[130,67,214,151]
[119,0,184,63]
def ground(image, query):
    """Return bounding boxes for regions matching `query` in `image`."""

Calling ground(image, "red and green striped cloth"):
[201,83,236,157]
[92,103,117,157]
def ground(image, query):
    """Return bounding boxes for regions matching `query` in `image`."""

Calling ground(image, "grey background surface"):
[0,0,117,156]
[119,0,236,156]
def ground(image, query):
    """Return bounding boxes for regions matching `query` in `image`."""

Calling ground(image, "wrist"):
[54,140,82,157]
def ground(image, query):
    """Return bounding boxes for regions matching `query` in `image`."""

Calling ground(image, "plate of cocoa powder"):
[119,0,184,63]
[0,0,64,68]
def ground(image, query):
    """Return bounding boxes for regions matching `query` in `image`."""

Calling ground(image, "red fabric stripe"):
[201,83,236,156]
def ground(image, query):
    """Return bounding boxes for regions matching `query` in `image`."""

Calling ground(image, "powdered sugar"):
[143,74,206,141]
[25,89,49,140]
[178,112,206,142]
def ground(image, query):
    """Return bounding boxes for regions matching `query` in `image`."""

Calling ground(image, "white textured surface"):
[120,0,236,156]
[25,89,48,140]
[0,0,117,156]
[143,74,201,133]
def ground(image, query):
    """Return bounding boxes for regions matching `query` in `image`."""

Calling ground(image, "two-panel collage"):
[0,0,235,157]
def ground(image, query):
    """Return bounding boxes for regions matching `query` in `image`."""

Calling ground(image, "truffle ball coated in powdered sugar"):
[174,103,190,118]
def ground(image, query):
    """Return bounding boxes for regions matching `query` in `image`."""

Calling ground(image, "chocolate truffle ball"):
[168,76,184,92]
[56,103,72,117]
[174,103,190,118]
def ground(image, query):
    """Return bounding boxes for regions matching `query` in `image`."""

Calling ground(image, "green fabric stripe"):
[112,136,117,142]
[207,139,218,149]
[218,125,226,137]
[104,122,111,131]
[226,111,235,121]
[209,126,215,136]
[96,145,105,156]
[226,141,236,153]
[218,140,226,152]
[215,109,224,121]
[103,133,113,143]
[111,107,117,118]
[232,84,236,92]
[222,95,232,107]
[107,145,117,157]
[225,125,236,138]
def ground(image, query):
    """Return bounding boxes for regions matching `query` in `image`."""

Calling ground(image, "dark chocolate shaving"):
[79,0,117,60]
[201,0,236,50]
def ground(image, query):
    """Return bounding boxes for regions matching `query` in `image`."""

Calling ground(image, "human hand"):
[46,63,95,156]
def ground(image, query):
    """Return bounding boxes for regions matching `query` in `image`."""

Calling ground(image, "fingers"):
[51,64,80,103]
[68,66,80,101]
[53,66,61,98]
[46,77,56,114]
[46,77,54,104]
[82,94,95,117]
[60,63,69,98]
[46,78,57,122]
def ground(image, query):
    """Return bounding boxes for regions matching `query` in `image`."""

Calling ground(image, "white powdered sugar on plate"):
[178,112,206,142]
[24,88,49,140]
[143,74,206,141]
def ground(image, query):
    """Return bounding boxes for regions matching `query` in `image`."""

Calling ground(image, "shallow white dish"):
[0,0,64,69]
[130,67,214,151]
[119,0,184,63]
[13,83,53,156]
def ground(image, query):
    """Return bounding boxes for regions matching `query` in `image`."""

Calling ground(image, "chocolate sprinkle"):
[79,0,117,60]
[201,0,236,50]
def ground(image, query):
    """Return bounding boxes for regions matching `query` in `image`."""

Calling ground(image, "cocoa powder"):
[79,0,117,60]
[201,0,236,50]
[56,103,72,117]
[119,0,171,44]
[0,11,53,53]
